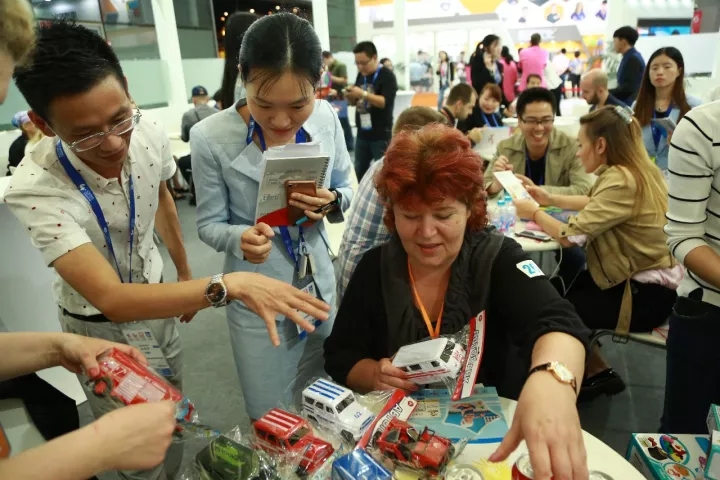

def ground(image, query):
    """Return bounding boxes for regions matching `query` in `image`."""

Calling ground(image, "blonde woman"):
[515,105,681,401]
[0,0,35,104]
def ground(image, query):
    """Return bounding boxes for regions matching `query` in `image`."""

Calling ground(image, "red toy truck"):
[374,417,454,475]
[253,408,334,477]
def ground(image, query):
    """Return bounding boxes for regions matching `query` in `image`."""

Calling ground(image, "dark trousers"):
[661,294,720,434]
[565,270,676,331]
[569,74,581,97]
[339,117,354,152]
[555,246,586,291]
[354,136,389,182]
[177,154,194,203]
[552,85,563,116]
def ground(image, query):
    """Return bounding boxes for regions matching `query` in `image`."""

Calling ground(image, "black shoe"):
[578,369,626,402]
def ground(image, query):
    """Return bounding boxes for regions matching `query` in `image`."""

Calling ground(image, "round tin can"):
[445,464,485,480]
[589,471,614,480]
[512,454,534,480]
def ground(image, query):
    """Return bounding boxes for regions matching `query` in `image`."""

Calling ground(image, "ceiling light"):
[220,16,225,20]
[275,5,281,10]
[249,8,254,13]
[223,11,228,16]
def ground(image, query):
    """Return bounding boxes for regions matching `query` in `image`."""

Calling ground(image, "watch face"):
[552,362,574,383]
[206,282,226,303]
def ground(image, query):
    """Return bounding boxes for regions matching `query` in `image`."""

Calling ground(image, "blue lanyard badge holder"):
[359,67,381,131]
[651,106,673,153]
[55,141,174,377]
[481,113,499,128]
[246,119,323,338]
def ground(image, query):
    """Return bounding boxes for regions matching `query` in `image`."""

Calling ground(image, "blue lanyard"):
[246,117,309,268]
[481,113,499,127]
[362,67,382,109]
[651,105,673,151]
[55,141,135,283]
[525,148,546,186]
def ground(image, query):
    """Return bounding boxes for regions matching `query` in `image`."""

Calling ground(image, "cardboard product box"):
[706,430,720,480]
[626,433,709,480]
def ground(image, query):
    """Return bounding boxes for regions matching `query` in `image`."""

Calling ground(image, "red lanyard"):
[408,260,445,339]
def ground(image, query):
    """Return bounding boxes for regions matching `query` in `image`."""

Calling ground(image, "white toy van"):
[392,337,465,385]
[301,379,375,443]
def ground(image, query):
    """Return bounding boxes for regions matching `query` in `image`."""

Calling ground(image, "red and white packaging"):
[391,312,486,402]
[90,348,217,438]
[356,389,418,450]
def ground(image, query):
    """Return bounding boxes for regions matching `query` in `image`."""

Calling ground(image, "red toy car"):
[374,418,454,475]
[253,408,334,477]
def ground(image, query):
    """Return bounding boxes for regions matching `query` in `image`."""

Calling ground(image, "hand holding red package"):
[89,348,218,438]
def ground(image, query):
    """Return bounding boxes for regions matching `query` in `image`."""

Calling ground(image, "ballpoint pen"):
[294,200,338,225]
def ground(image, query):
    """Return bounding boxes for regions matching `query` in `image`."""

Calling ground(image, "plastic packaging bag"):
[179,427,281,480]
[88,348,219,439]
[391,312,486,401]
[289,377,390,445]
[251,407,343,478]
[367,417,467,478]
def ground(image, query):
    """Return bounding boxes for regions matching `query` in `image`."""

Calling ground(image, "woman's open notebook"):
[255,143,330,227]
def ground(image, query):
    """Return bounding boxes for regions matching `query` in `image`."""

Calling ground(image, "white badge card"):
[360,113,373,130]
[121,323,174,377]
[294,281,323,339]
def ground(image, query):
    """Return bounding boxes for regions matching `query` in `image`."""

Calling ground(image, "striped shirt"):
[335,159,390,304]
[665,100,720,307]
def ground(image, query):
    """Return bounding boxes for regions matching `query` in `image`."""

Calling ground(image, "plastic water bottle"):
[505,198,517,237]
[495,199,507,233]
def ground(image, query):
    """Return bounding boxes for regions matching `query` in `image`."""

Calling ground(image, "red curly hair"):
[375,124,487,232]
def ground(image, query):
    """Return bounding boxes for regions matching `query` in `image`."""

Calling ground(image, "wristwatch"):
[528,361,577,393]
[205,274,229,308]
[326,188,344,224]
[362,90,368,99]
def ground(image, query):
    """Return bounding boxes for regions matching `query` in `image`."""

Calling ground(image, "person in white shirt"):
[663,100,720,433]
[7,22,328,480]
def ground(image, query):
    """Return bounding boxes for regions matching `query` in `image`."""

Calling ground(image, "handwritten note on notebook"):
[255,143,330,227]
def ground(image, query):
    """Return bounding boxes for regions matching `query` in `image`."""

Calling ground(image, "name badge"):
[294,281,323,339]
[121,323,174,377]
[360,113,372,130]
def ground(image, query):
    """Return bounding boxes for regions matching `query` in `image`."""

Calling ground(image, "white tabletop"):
[456,398,643,478]
[511,220,561,253]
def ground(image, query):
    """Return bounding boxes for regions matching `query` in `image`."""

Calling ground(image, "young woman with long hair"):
[632,47,701,173]
[515,106,681,401]
[436,50,455,110]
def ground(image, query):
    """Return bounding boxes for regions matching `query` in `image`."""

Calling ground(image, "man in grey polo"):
[179,85,217,204]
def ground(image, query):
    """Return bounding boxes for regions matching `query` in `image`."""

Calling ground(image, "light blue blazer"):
[635,95,702,171]
[190,100,354,418]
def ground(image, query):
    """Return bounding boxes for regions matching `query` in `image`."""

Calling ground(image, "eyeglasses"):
[521,117,555,127]
[355,58,372,67]
[67,109,142,152]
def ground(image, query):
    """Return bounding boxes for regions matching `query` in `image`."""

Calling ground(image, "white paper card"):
[493,171,539,205]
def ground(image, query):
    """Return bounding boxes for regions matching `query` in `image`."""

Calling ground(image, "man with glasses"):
[5,22,329,480]
[485,87,592,290]
[345,41,397,181]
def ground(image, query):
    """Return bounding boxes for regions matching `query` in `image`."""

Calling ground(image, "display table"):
[487,198,561,253]
[455,398,644,478]
[168,132,190,158]
[0,177,86,404]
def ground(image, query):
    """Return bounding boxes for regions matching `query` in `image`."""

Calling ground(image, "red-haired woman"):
[324,124,591,478]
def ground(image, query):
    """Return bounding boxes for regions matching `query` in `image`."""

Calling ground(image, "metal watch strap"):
[206,273,228,308]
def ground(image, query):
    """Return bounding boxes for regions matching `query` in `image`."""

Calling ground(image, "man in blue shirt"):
[609,26,645,104]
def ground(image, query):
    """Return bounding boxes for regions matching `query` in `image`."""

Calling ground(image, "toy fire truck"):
[374,417,454,476]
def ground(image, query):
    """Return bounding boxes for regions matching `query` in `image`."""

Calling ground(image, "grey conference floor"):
[83,201,667,478]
